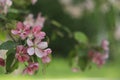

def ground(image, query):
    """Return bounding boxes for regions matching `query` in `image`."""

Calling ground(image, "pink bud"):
[0,58,5,67]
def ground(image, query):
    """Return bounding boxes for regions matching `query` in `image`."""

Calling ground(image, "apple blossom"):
[11,22,30,40]
[101,39,109,51]
[42,56,51,64]
[34,13,46,28]
[31,26,46,39]
[15,45,30,62]
[92,52,106,67]
[24,13,45,28]
[27,38,48,58]
[23,62,39,75]
[23,14,34,27]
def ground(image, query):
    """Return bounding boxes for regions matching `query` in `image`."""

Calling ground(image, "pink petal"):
[34,38,41,45]
[35,48,43,58]
[37,42,48,49]
[44,48,52,54]
[32,26,41,33]
[36,32,46,39]
[42,56,51,63]
[16,45,24,52]
[27,47,35,55]
[11,30,19,35]
[17,22,24,29]
[27,39,34,47]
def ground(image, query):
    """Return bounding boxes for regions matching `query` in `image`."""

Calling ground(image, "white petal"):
[27,47,34,55]
[35,48,43,58]
[37,42,48,49]
[27,39,34,46]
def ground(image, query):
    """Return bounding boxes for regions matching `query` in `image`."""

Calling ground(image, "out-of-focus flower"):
[27,38,48,58]
[11,22,30,40]
[84,0,95,12]
[0,58,5,67]
[59,0,95,18]
[23,62,39,75]
[101,39,109,51]
[41,48,52,63]
[15,45,30,62]
[42,56,51,64]
[24,13,46,28]
[31,0,37,5]
[23,14,34,27]
[34,13,46,28]
[0,0,12,14]
[92,52,107,67]
[88,39,109,67]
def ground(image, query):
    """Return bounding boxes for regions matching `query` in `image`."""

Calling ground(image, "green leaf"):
[0,29,6,41]
[0,40,17,50]
[51,20,62,28]
[6,49,19,73]
[74,32,88,44]
[78,56,88,71]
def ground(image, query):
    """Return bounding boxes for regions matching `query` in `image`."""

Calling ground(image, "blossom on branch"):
[15,45,30,62]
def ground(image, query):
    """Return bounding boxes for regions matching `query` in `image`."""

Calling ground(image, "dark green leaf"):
[0,41,17,50]
[6,49,19,73]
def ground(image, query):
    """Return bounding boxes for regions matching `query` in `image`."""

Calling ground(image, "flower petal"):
[27,47,34,55]
[42,56,51,63]
[35,48,43,58]
[37,42,48,49]
[27,39,34,46]
[16,45,24,52]
[11,30,18,35]
[17,22,24,29]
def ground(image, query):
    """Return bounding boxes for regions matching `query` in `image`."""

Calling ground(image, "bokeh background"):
[0,0,120,79]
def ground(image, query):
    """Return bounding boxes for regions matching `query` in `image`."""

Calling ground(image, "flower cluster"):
[11,21,52,75]
[0,0,12,14]
[88,40,109,67]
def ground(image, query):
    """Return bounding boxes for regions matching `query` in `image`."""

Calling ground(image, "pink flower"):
[101,39,109,51]
[23,13,45,28]
[0,58,5,67]
[23,63,39,75]
[34,13,46,28]
[31,0,37,5]
[15,45,30,62]
[43,48,52,56]
[27,39,48,58]
[92,52,107,67]
[23,14,34,27]
[11,22,30,39]
[41,48,52,63]
[42,56,51,64]
[32,26,46,39]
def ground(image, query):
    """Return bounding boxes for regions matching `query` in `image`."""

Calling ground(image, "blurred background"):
[0,0,120,79]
